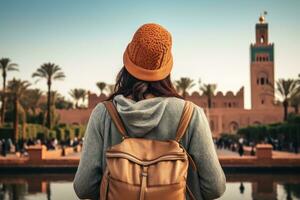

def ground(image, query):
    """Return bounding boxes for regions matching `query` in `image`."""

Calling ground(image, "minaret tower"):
[250,13,275,109]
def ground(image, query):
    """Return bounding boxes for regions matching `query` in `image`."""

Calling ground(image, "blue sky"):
[0,0,299,108]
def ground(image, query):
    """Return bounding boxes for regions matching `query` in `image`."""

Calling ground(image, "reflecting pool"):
[0,173,299,200]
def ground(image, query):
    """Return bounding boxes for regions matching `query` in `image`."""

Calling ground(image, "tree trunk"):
[283,100,288,121]
[1,72,6,126]
[208,95,212,108]
[13,95,18,144]
[46,182,51,200]
[182,89,186,99]
[47,80,51,129]
[22,110,26,139]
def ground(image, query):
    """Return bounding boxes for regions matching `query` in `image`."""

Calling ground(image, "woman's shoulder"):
[166,97,204,113]
[88,102,107,123]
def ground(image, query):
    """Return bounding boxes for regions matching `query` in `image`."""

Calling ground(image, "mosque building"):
[57,15,292,137]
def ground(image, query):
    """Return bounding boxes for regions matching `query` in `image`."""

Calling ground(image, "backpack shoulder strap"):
[175,101,197,172]
[103,101,128,138]
[175,101,194,142]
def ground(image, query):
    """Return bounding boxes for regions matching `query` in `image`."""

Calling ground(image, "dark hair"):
[107,67,183,101]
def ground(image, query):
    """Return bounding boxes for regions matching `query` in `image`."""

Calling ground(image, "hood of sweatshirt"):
[113,94,169,137]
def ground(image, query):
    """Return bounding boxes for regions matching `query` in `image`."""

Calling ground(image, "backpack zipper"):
[106,152,187,166]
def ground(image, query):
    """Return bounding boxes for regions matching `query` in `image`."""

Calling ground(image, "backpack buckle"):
[141,172,148,177]
[122,136,129,140]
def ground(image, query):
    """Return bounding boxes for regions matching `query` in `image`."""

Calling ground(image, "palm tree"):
[291,91,300,114]
[0,58,18,126]
[175,77,195,98]
[200,81,217,108]
[38,91,60,127]
[81,89,87,106]
[55,97,73,110]
[173,81,181,93]
[291,74,300,113]
[69,89,87,108]
[49,91,61,127]
[20,89,42,117]
[96,82,107,95]
[7,78,30,143]
[32,63,65,129]
[276,79,299,121]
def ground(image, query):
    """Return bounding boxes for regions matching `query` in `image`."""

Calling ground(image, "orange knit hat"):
[123,23,173,81]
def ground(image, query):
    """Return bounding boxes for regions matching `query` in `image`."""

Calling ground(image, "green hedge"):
[24,124,48,139]
[220,133,240,142]
[53,124,86,140]
[237,114,300,145]
[0,123,87,141]
[0,127,14,140]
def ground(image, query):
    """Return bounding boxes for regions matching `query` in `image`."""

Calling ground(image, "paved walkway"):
[216,148,240,157]
[272,150,300,158]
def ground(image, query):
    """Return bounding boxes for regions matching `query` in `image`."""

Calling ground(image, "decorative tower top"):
[255,11,269,45]
[259,11,267,24]
[250,12,275,110]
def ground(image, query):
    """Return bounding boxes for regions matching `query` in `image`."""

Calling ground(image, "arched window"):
[260,36,264,43]
[229,121,239,133]
[253,121,261,126]
[260,77,265,85]
[258,72,268,86]
[228,102,232,108]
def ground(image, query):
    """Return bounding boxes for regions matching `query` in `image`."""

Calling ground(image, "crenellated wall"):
[56,87,291,138]
[87,87,245,109]
[186,87,244,109]
[88,92,108,109]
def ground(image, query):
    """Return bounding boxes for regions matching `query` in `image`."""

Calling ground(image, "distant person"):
[27,138,35,146]
[1,139,6,157]
[231,142,237,152]
[250,145,255,156]
[278,139,283,151]
[73,23,226,200]
[6,139,12,153]
[294,141,299,154]
[238,137,244,157]
[238,144,244,157]
[239,182,245,194]
[0,140,2,156]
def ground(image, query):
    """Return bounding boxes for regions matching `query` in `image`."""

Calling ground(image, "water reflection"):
[0,174,76,200]
[284,184,300,200]
[0,173,299,200]
[239,182,245,194]
[218,173,300,200]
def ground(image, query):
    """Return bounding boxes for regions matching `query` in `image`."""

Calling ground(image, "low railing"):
[26,145,81,161]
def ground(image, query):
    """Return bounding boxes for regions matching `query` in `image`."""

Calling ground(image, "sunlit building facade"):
[58,16,294,137]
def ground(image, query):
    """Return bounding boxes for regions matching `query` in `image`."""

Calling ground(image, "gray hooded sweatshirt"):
[73,95,226,200]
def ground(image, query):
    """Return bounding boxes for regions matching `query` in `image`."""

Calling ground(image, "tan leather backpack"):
[100,101,197,200]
